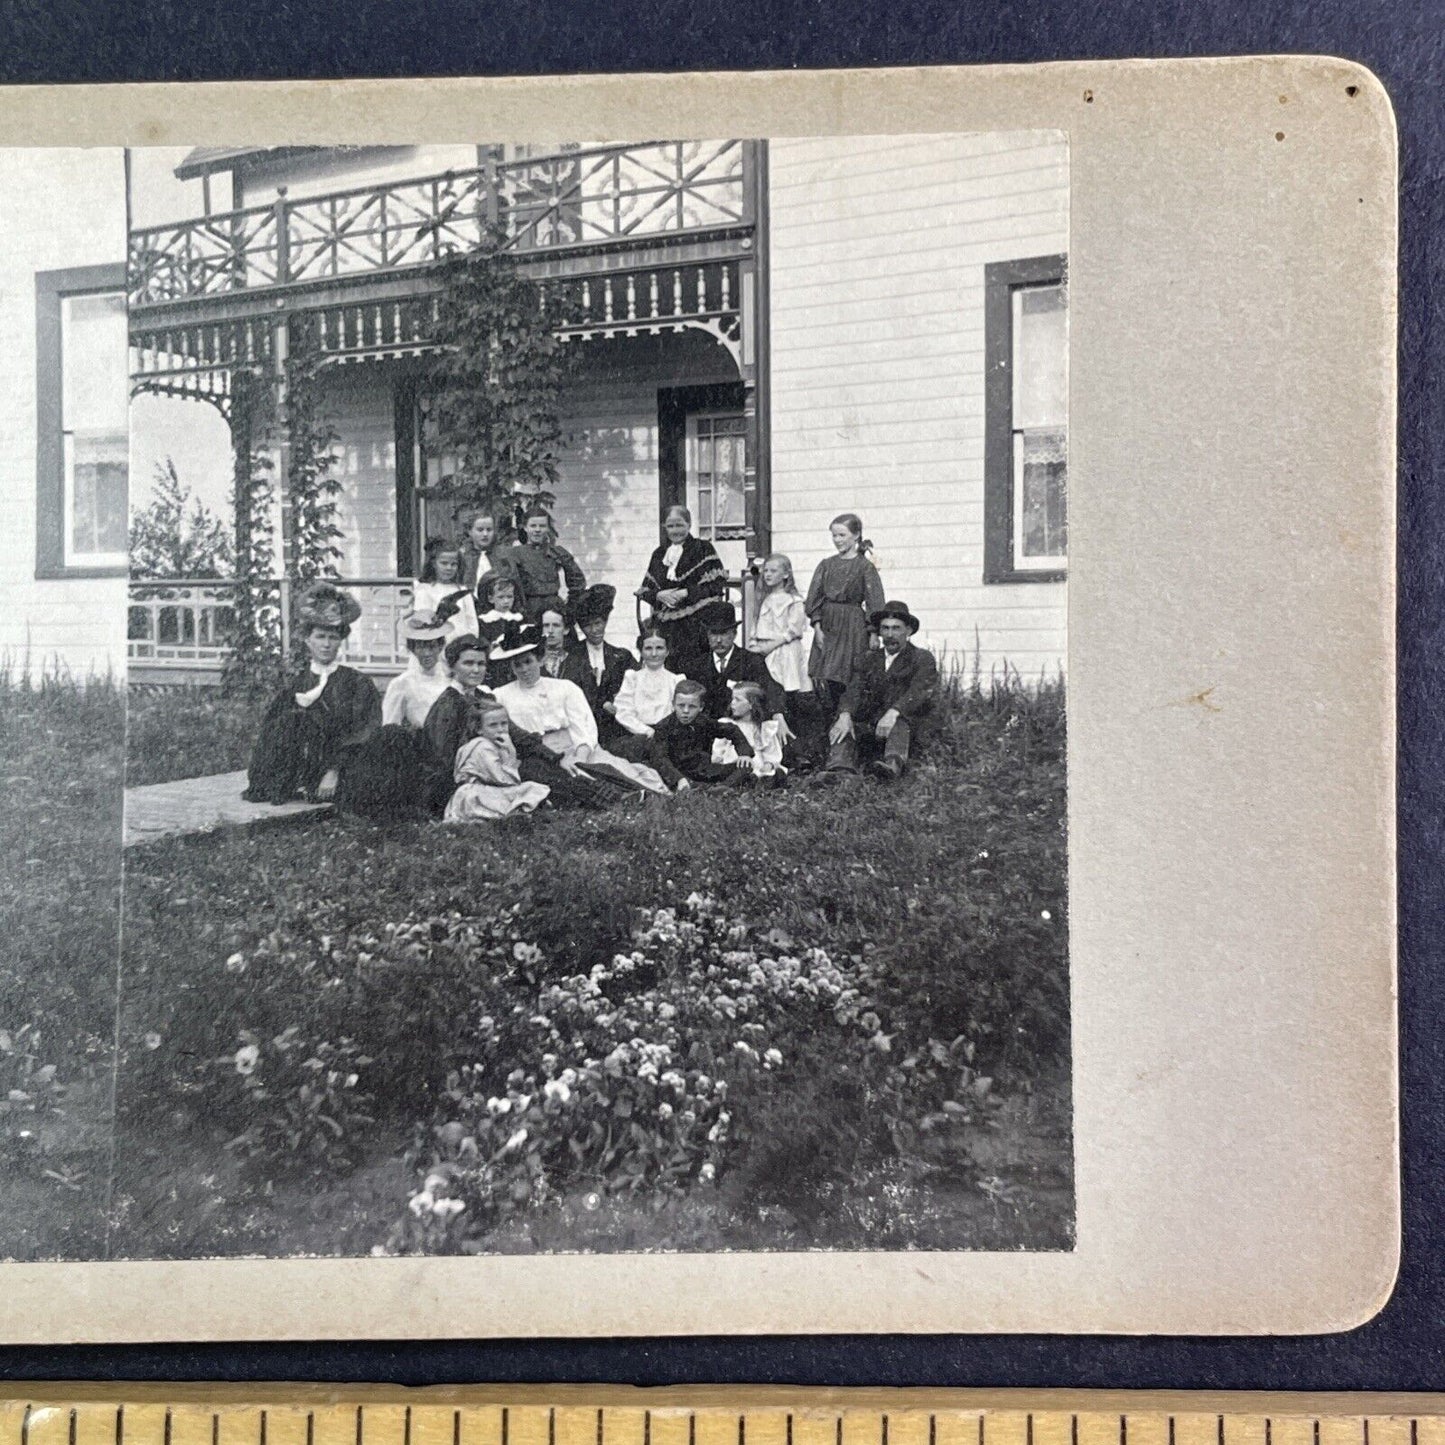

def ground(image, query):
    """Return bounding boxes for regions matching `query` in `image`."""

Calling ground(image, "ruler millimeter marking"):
[4,1395,1445,1445]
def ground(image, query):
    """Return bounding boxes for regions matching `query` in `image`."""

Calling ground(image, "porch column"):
[739,139,772,562]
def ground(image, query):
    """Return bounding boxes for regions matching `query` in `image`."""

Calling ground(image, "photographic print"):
[0,60,1396,1338]
[110,134,1071,1260]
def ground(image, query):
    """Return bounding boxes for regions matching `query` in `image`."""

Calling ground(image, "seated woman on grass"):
[338,610,453,819]
[494,624,670,797]
[243,582,381,805]
[421,631,613,815]
[609,622,685,763]
[421,634,495,814]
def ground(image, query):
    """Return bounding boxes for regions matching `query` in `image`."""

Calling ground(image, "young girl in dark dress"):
[243,583,381,805]
[805,512,885,720]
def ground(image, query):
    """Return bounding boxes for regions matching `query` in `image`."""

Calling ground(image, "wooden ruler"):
[2,1390,1444,1445]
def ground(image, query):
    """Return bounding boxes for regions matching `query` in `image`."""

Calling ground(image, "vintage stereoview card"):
[0,58,1396,1339]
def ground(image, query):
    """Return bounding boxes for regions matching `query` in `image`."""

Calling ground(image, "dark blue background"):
[1,0,1439,1391]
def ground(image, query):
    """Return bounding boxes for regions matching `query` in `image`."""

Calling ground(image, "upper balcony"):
[129,140,757,323]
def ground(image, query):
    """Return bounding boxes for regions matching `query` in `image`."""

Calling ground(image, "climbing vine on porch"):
[283,315,344,585]
[421,239,581,535]
[222,372,282,693]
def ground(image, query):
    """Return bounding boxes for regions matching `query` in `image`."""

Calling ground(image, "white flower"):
[431,1197,466,1219]
[763,1048,783,1068]
[345,1073,359,1088]
[544,1079,571,1104]
[234,1044,260,1076]
[699,1162,716,1182]
[1041,909,1052,921]
[224,952,247,974]
[658,1102,673,1119]
[486,1096,511,1117]
[560,1067,578,1087]
[408,1191,436,1218]
[513,942,543,966]
[584,1192,602,1211]
[144,1032,163,1051]
[503,1127,529,1153]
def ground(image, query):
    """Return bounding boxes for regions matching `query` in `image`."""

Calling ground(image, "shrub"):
[382,895,1002,1254]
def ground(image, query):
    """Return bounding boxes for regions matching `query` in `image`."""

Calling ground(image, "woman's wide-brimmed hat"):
[402,610,450,643]
[295,581,363,637]
[698,599,738,633]
[571,583,617,627]
[490,622,543,662]
[868,599,921,635]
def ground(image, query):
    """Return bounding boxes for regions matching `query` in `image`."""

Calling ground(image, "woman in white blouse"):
[610,624,684,762]
[380,611,451,727]
[494,625,670,795]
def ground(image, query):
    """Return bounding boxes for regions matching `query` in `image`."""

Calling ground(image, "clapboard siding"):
[0,149,127,680]
[767,133,1068,679]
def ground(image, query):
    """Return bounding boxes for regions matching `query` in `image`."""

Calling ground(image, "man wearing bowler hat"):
[689,598,788,733]
[824,600,939,780]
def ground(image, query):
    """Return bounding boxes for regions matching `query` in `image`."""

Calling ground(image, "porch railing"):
[127,571,755,677]
[128,578,417,675]
[130,140,750,307]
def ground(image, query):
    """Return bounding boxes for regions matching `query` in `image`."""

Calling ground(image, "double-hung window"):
[35,264,130,578]
[684,410,748,543]
[984,254,1068,583]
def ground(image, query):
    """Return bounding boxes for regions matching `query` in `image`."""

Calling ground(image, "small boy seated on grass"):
[647,678,756,792]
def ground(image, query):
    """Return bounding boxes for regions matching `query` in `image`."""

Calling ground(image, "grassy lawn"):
[111,675,1071,1259]
[0,670,124,1261]
[126,682,267,786]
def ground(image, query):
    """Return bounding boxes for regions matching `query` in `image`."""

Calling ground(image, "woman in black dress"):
[637,505,727,675]
[243,582,381,804]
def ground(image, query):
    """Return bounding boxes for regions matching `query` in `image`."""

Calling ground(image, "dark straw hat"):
[868,600,921,635]
[490,622,543,662]
[571,583,617,627]
[698,599,738,633]
[296,581,363,636]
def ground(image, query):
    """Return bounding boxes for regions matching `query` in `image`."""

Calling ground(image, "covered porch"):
[127,139,771,683]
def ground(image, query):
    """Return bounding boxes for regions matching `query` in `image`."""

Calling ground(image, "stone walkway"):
[124,769,331,847]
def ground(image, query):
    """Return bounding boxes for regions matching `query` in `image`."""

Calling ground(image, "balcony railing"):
[130,141,750,308]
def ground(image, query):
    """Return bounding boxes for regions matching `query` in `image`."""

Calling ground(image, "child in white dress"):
[444,701,551,822]
[749,554,810,695]
[712,681,786,780]
[412,540,479,642]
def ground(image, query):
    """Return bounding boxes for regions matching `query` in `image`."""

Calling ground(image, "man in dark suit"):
[824,600,939,780]
[688,599,788,730]
[559,583,636,748]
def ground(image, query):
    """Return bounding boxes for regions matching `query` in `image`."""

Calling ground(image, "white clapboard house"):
[23,137,1068,683]
[1,148,129,679]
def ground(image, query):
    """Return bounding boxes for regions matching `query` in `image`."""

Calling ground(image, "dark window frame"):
[657,381,748,544]
[983,253,1068,585]
[34,262,130,580]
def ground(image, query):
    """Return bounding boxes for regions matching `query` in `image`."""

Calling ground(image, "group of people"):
[242,505,940,822]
